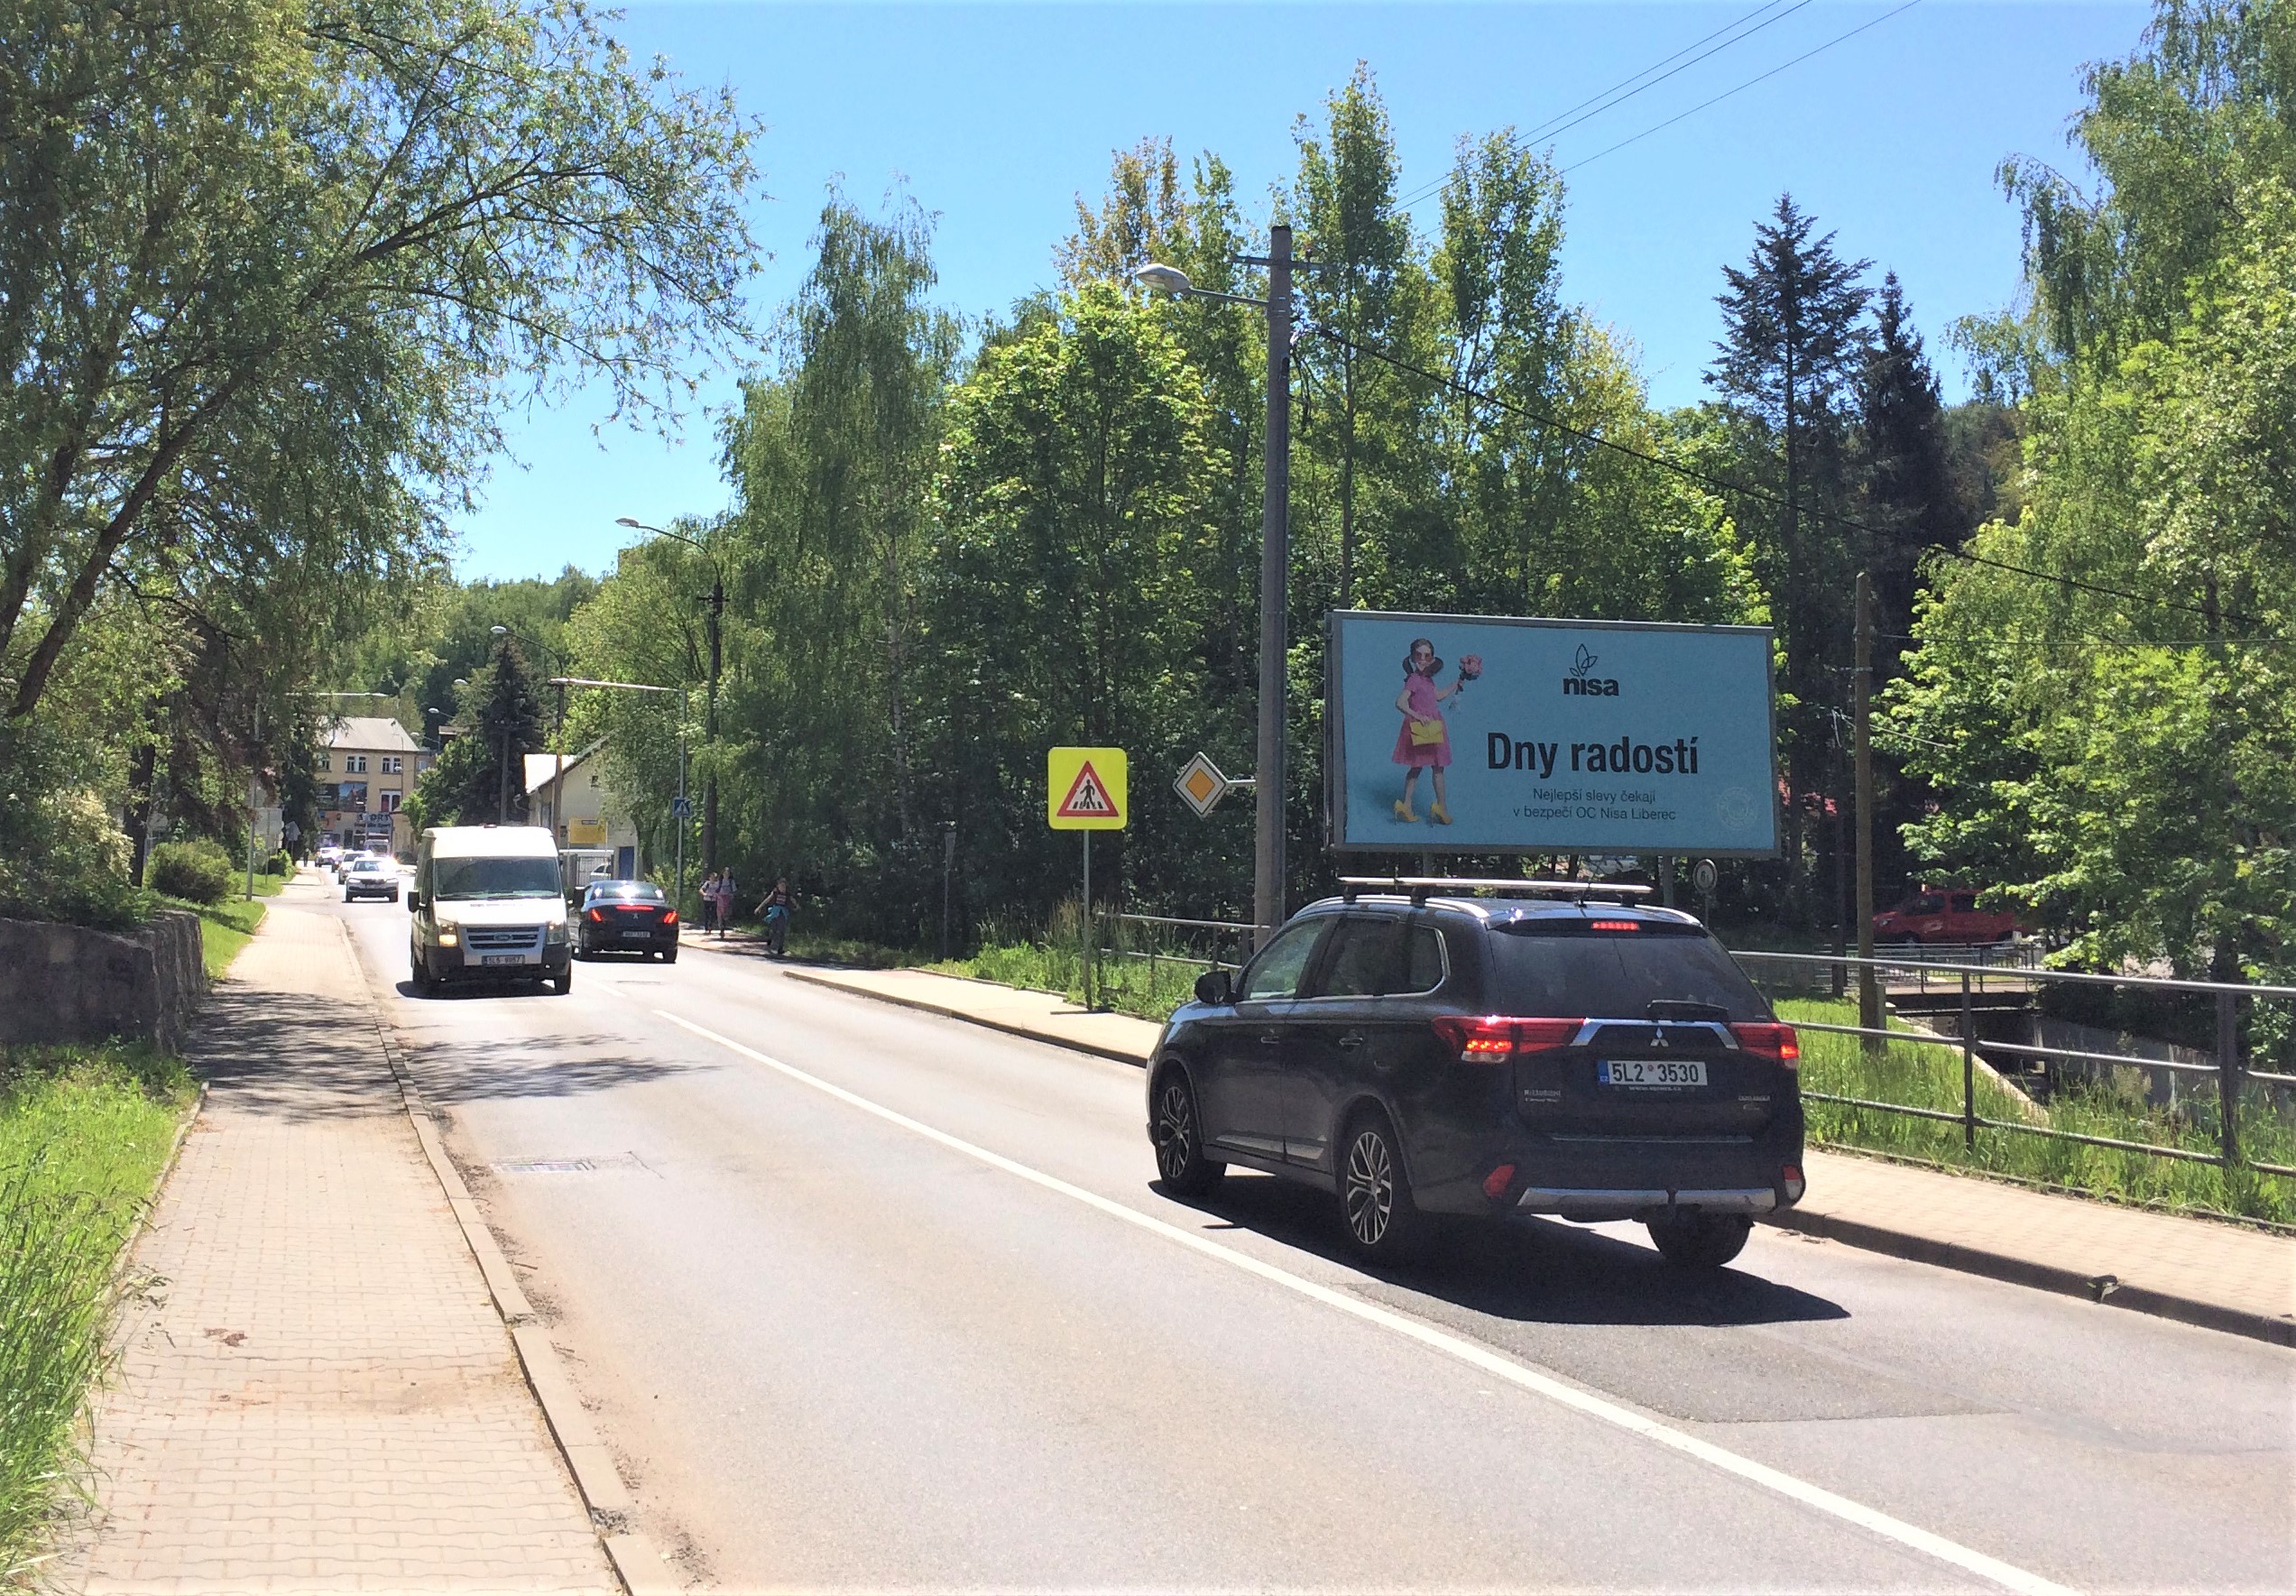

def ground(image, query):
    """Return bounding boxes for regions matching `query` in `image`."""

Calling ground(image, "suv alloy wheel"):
[1151,1068,1224,1195]
[1339,1112,1419,1260]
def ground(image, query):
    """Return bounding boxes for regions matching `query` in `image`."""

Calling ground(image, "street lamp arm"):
[1132,262,1268,311]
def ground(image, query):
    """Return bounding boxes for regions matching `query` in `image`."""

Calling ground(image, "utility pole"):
[1132,233,1294,946]
[1854,570,1881,1044]
[1253,223,1293,948]
[553,680,567,846]
[702,572,724,881]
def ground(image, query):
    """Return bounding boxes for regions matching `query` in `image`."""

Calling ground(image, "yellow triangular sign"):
[1056,761,1118,818]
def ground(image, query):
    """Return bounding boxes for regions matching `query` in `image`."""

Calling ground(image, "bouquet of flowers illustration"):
[1456,654,1483,693]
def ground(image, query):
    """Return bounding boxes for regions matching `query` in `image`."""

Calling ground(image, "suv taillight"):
[1432,1016,1582,1062]
[1730,1022,1800,1068]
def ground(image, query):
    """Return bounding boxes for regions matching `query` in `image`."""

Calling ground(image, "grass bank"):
[1779,997,2295,1225]
[162,869,285,981]
[0,1042,196,1578]
[926,910,1209,1024]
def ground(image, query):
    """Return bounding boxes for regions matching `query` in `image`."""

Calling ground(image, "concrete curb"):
[798,964,2295,1351]
[781,967,1154,1066]
[339,917,684,1595]
[1761,1204,2296,1349]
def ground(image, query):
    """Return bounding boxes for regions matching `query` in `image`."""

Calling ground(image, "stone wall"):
[0,910,207,1055]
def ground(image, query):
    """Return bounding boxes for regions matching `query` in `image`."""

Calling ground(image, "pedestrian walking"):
[755,877,792,957]
[699,871,720,936]
[713,868,736,938]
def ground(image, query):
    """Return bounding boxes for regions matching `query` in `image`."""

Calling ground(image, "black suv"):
[1145,884,1805,1269]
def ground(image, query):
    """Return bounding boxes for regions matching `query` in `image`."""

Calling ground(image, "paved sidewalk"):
[787,964,2296,1347]
[59,897,618,1594]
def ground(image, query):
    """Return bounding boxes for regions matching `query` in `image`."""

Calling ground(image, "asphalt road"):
[314,878,2294,1593]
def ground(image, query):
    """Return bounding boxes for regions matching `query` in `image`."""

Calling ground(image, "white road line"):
[656,1008,2077,1596]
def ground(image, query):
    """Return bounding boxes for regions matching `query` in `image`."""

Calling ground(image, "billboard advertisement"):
[1328,611,1777,857]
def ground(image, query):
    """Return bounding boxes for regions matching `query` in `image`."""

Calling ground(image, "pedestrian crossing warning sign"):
[1047,746,1127,830]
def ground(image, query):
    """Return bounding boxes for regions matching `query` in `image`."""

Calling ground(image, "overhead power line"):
[1564,0,1926,173]
[1296,316,2277,633]
[1395,0,1812,211]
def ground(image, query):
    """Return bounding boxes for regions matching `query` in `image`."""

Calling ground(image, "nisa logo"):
[1562,643,1620,697]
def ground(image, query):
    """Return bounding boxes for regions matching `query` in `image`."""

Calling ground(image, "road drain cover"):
[491,1154,644,1176]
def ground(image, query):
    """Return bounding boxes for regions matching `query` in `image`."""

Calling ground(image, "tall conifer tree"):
[1708,193,1870,926]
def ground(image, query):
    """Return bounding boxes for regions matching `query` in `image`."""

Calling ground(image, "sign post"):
[1047,747,1127,1010]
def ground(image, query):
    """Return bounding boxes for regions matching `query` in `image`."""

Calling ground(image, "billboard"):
[1327,611,1777,856]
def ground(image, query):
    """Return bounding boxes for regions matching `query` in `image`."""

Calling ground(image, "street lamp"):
[618,515,726,888]
[1135,223,1295,945]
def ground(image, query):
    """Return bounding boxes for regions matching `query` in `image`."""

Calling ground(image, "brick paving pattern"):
[60,896,616,1594]
[788,963,2296,1342]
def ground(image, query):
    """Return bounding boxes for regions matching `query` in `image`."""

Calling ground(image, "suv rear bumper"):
[1514,1185,1783,1221]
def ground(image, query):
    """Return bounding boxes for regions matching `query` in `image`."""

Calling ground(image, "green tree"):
[1887,2,2296,983]
[411,636,546,828]
[919,283,1220,920]
[0,0,757,725]
[1709,193,1872,924]
[1292,64,1431,613]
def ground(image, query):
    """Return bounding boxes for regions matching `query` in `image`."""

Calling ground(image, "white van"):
[408,825,572,995]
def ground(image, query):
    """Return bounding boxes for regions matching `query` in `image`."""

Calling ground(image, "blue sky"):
[456,0,2146,581]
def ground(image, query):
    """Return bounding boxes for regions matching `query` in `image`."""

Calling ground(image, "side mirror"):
[406,892,420,912]
[1194,968,1233,1006]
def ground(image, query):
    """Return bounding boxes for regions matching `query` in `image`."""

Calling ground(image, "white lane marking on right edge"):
[656,1007,2077,1596]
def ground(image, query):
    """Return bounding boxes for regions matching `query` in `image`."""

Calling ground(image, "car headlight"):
[545,919,568,945]
[436,921,460,948]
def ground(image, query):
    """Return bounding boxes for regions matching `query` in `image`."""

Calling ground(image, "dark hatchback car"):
[575,881,679,961]
[1146,883,1804,1269]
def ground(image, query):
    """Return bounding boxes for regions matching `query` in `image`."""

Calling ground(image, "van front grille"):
[465,925,542,951]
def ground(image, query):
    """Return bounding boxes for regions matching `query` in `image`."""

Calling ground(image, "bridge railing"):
[1733,949,2296,1187]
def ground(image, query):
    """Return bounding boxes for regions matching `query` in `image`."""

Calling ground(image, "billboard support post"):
[1855,572,1881,1047]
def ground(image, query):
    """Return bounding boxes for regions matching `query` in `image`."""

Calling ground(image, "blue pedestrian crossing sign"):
[671,795,694,820]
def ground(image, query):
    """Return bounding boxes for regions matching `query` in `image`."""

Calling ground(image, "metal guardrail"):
[1735,948,2296,1180]
[1080,913,1259,1013]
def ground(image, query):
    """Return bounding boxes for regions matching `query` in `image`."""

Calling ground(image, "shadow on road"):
[397,1028,710,1106]
[1176,1169,1849,1329]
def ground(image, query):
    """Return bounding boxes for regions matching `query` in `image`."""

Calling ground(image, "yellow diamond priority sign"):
[1047,747,1127,830]
[1173,752,1231,819]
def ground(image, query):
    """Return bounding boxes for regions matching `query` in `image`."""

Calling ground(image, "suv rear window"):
[1487,920,1770,1021]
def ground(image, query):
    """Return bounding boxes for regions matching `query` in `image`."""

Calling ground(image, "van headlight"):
[436,920,460,948]
[545,919,568,945]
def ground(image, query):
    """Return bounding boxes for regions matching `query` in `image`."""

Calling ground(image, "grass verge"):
[1780,996,2295,1225]
[926,936,1204,1024]
[0,1042,196,1579]
[161,871,284,981]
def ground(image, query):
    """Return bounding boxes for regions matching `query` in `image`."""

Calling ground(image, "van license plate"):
[481,954,530,967]
[1599,1058,1707,1088]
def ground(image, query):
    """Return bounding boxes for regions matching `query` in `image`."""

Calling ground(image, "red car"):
[1873,887,2019,946]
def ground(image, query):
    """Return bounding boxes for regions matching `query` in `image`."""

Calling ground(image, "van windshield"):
[1488,921,1770,1021]
[432,857,561,901]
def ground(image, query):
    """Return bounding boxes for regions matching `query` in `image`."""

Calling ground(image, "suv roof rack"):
[1337,875,1656,908]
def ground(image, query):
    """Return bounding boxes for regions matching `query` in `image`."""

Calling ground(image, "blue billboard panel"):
[1328,612,1778,856]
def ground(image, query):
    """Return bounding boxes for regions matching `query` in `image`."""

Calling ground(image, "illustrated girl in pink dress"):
[1391,637,1480,824]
